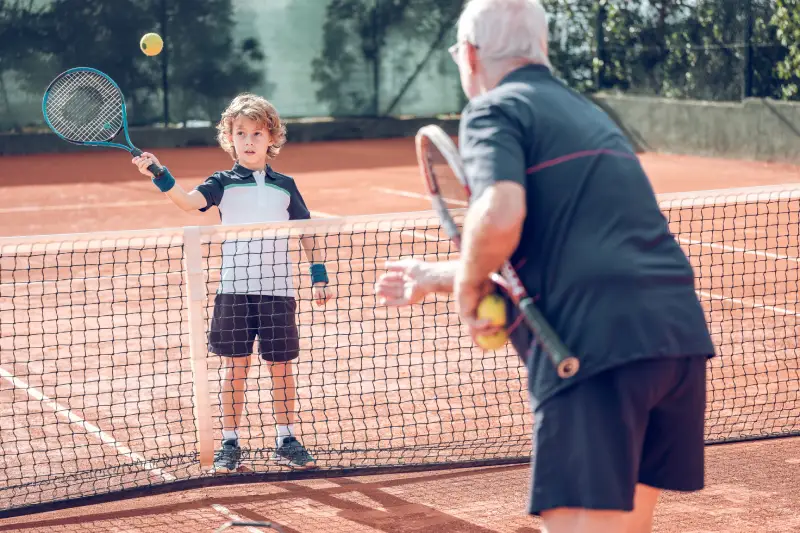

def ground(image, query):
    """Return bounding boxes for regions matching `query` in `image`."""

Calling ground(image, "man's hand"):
[454,270,503,344]
[312,282,331,307]
[375,258,464,306]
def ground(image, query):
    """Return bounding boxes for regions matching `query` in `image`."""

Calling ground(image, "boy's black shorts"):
[208,293,300,362]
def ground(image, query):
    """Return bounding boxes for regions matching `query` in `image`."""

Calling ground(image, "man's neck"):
[481,59,543,92]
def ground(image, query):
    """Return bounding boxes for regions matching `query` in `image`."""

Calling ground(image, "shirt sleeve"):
[287,181,311,220]
[458,98,528,201]
[194,174,224,212]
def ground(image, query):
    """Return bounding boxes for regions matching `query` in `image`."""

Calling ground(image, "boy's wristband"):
[310,263,328,284]
[152,167,175,193]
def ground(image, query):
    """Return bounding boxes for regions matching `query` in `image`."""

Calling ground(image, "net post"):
[183,225,214,468]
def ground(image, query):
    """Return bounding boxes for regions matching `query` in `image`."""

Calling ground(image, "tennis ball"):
[475,293,508,351]
[140,33,163,56]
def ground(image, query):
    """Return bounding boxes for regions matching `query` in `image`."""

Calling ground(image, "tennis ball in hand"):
[140,33,163,56]
[475,293,508,351]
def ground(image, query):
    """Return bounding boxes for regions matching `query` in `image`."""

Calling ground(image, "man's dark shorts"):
[208,293,300,362]
[529,355,708,515]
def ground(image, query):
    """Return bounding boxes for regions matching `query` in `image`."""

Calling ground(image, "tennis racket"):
[42,67,165,177]
[415,124,580,379]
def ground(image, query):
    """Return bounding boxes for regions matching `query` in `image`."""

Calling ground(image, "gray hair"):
[457,0,551,68]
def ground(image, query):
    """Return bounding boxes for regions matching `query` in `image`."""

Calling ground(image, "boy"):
[133,93,330,472]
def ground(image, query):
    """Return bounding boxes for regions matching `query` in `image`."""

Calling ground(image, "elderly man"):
[375,1,715,532]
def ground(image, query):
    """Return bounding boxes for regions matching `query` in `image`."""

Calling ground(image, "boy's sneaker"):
[212,438,242,473]
[272,437,316,470]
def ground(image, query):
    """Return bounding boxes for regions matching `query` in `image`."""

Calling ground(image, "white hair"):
[457,0,551,68]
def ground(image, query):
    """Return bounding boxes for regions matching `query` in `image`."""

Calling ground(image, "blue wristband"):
[310,263,328,284]
[152,167,176,193]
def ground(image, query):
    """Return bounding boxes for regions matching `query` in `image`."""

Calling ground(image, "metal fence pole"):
[743,0,753,99]
[161,0,170,126]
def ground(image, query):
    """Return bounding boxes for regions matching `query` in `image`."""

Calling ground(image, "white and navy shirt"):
[196,163,311,297]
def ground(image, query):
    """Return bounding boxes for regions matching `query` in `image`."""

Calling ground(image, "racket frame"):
[42,66,164,176]
[415,124,580,379]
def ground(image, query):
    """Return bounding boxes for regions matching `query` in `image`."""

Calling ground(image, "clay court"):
[1,138,800,532]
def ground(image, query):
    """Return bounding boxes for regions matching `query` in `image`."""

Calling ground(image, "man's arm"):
[375,259,459,306]
[454,97,529,338]
[458,181,527,285]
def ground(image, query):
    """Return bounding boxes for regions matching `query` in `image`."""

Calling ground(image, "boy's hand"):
[312,282,331,307]
[132,152,162,177]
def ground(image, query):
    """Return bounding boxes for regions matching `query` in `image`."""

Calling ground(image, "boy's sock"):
[222,429,239,445]
[276,424,294,448]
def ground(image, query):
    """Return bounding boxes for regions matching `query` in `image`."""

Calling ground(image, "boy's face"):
[230,115,273,169]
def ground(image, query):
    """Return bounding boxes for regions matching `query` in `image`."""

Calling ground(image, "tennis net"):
[1,184,799,517]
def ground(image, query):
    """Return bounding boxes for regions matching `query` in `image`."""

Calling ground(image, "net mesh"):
[1,186,800,516]
[43,70,124,143]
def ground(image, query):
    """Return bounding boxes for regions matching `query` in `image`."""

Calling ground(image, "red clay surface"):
[1,139,800,532]
[0,139,798,237]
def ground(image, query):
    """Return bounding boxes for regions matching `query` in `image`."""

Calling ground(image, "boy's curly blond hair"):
[216,93,287,160]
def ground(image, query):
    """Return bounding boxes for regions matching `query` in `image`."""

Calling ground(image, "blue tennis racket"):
[42,66,165,177]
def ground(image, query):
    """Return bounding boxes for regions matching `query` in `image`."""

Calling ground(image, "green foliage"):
[0,0,265,127]
[773,0,800,98]
[542,0,793,102]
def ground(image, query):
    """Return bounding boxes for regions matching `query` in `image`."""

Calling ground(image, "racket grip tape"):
[518,298,580,379]
[130,147,166,178]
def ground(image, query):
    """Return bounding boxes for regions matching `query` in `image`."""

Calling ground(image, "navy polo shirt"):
[458,65,715,408]
[194,162,312,297]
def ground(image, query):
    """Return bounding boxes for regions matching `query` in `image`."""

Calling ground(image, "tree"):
[3,0,266,127]
[311,0,464,116]
[0,1,53,130]
[773,0,800,99]
[160,0,267,123]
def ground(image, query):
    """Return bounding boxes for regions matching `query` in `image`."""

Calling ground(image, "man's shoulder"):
[459,83,541,135]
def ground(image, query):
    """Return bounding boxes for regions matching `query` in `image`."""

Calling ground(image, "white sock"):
[276,424,294,447]
[222,429,239,443]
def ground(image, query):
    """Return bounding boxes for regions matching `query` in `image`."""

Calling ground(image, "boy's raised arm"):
[132,151,208,212]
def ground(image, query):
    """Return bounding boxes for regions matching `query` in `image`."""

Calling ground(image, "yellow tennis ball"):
[475,293,508,351]
[140,33,163,56]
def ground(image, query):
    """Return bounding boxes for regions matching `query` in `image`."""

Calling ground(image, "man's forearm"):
[421,260,460,294]
[459,184,524,283]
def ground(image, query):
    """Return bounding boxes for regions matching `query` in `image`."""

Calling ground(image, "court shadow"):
[0,465,538,533]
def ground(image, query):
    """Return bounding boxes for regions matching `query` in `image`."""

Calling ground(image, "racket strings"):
[45,71,124,142]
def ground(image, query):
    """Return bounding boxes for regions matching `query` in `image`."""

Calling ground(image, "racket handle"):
[130,148,165,177]
[147,163,165,177]
[518,298,580,379]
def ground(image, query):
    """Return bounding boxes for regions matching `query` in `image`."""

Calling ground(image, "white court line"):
[371,186,468,206]
[0,366,176,482]
[211,504,268,533]
[699,290,800,317]
[679,237,800,263]
[371,187,458,242]
[0,199,171,214]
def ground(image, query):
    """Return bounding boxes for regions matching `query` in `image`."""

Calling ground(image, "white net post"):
[183,226,214,467]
